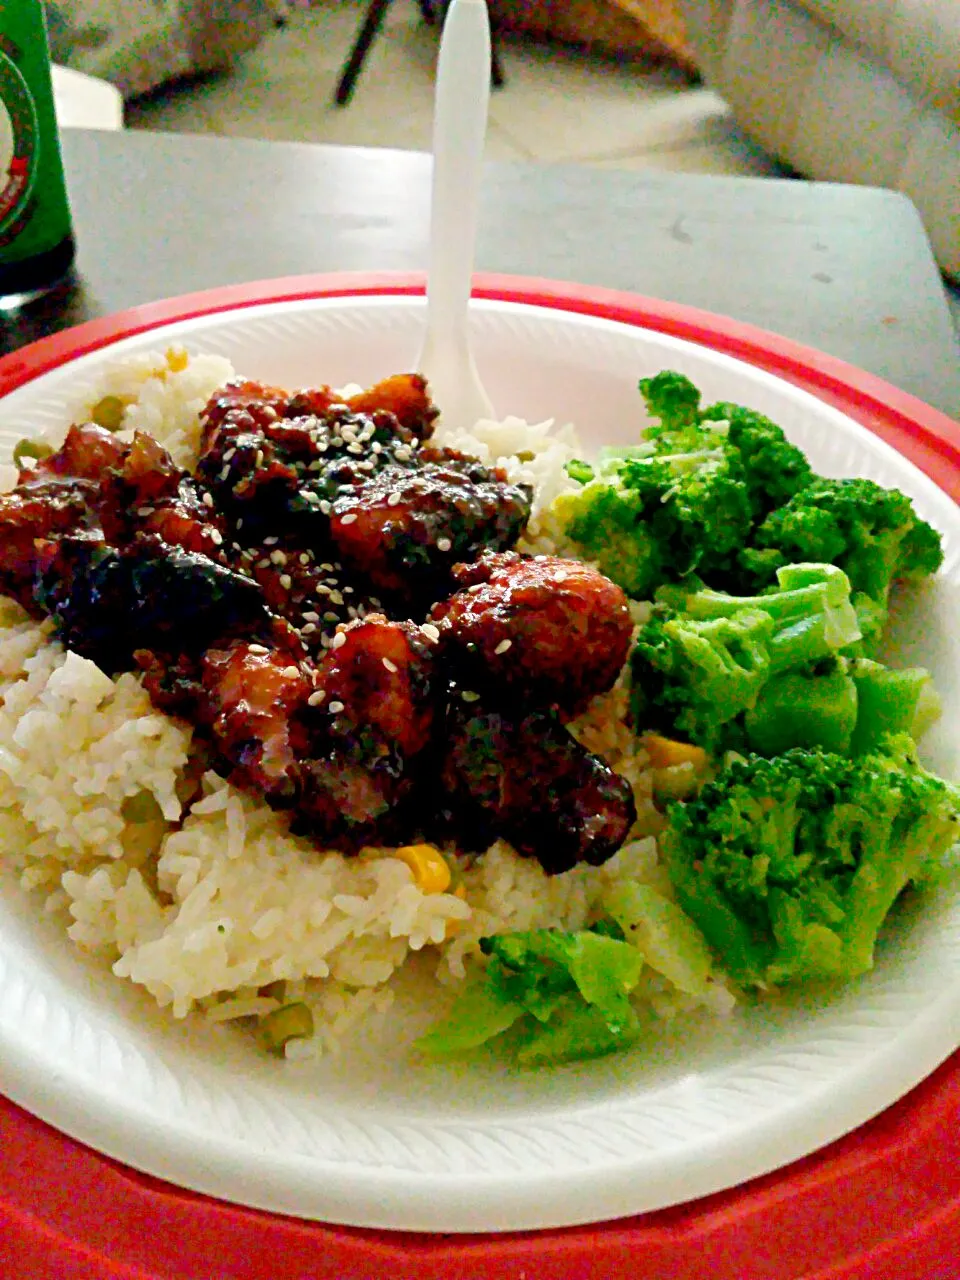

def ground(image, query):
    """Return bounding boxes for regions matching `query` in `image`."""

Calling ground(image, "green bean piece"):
[260,1002,315,1055]
[121,791,165,825]
[91,394,128,432]
[12,438,54,468]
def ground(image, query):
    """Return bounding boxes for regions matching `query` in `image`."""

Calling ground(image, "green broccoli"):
[553,372,814,598]
[554,446,752,599]
[661,735,960,987]
[415,924,646,1065]
[701,401,814,517]
[740,477,943,623]
[631,563,863,755]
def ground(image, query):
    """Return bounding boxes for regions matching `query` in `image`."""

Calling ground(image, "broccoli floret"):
[741,478,943,617]
[662,735,960,987]
[638,370,702,442]
[556,373,814,599]
[632,563,862,755]
[701,402,814,517]
[555,448,753,599]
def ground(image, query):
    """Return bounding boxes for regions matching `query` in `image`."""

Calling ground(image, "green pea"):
[91,394,128,431]
[259,1002,315,1055]
[121,791,165,825]
[12,438,54,468]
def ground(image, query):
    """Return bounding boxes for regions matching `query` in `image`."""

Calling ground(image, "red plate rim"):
[2,271,960,1280]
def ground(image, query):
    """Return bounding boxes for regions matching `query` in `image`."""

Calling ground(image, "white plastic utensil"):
[417,0,496,430]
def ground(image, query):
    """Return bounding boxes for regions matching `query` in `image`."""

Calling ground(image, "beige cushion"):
[799,0,960,122]
[678,0,960,280]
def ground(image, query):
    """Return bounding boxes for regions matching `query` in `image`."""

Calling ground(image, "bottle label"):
[0,6,73,269]
[0,51,38,238]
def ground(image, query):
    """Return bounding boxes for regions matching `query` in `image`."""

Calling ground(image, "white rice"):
[0,350,732,1056]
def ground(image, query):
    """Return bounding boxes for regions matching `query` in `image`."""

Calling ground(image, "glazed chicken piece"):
[230,538,383,656]
[441,700,637,875]
[36,535,269,674]
[197,402,423,546]
[21,422,127,483]
[314,614,437,757]
[431,550,633,713]
[328,453,533,604]
[341,373,439,439]
[140,614,440,849]
[0,479,99,611]
[296,615,439,844]
[0,422,130,610]
[198,638,314,805]
[97,431,227,560]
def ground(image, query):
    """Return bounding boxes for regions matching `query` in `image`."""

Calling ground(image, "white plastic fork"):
[416,0,496,431]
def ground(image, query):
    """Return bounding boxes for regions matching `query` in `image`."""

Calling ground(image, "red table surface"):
[1,273,959,1280]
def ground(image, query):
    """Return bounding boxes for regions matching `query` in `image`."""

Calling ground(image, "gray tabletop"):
[3,128,959,417]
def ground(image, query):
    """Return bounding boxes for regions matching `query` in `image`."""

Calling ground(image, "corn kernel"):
[642,733,709,771]
[395,844,451,894]
[166,345,189,374]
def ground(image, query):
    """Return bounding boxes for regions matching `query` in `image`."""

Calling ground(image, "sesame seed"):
[219,465,231,482]
[343,585,354,594]
[469,583,484,594]
[270,549,287,566]
[535,554,548,562]
[248,643,269,655]
[339,512,358,526]
[209,528,223,546]
[323,610,340,623]
[308,690,326,706]
[461,690,480,703]
[263,536,278,546]
[302,611,320,623]
[382,657,398,673]
[301,623,317,635]
[279,574,293,590]
[236,518,244,529]
[329,590,344,606]
[282,665,300,678]
[421,623,440,642]
[330,632,347,650]
[387,491,402,507]
[136,506,154,518]
[231,542,242,553]
[299,553,310,565]
[328,700,345,714]
[256,559,271,570]
[494,639,513,655]
[255,449,264,467]
[554,570,568,583]
[436,537,452,552]
[320,564,334,573]
[371,441,382,454]
[202,492,214,508]
[320,500,332,515]
[223,447,236,463]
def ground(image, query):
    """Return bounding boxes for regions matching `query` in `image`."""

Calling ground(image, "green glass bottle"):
[0,0,75,303]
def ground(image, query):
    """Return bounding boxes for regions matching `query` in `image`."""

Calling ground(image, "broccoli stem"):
[849,660,941,755]
[744,667,858,755]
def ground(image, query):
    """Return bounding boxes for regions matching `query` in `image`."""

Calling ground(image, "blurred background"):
[47,0,960,332]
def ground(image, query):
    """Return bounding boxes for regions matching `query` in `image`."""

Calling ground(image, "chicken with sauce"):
[0,372,639,872]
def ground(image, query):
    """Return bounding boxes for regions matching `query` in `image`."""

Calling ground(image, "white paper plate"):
[0,294,958,1234]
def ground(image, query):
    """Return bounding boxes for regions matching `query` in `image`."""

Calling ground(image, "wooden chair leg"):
[334,0,393,106]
